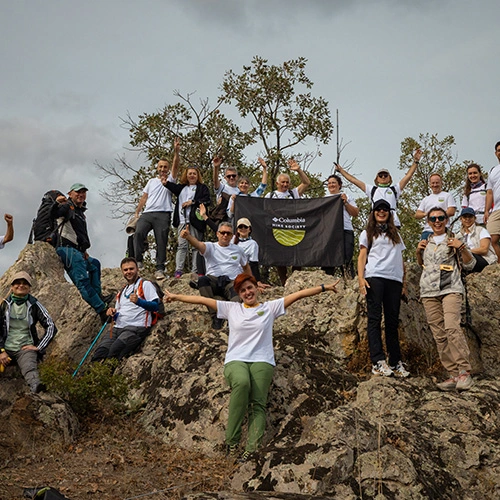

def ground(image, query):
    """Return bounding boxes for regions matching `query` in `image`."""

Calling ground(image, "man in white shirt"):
[0,214,14,249]
[133,138,180,280]
[485,141,500,262]
[92,258,160,361]
[415,173,456,239]
[181,221,251,329]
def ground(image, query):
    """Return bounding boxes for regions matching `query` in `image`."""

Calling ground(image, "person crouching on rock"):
[164,273,338,463]
[0,271,57,393]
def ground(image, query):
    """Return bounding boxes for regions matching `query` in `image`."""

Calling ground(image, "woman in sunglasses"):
[416,207,476,391]
[358,199,409,378]
[164,273,338,462]
[455,207,496,273]
[335,149,421,227]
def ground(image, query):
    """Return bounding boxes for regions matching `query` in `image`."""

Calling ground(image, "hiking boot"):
[30,382,46,394]
[226,443,239,458]
[456,371,474,391]
[392,361,410,378]
[189,280,199,290]
[155,270,166,281]
[436,376,458,391]
[372,360,394,377]
[238,450,252,463]
[211,317,224,330]
[174,270,183,279]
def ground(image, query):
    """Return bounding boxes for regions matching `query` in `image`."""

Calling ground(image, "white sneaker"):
[154,270,165,281]
[392,361,410,378]
[372,360,394,377]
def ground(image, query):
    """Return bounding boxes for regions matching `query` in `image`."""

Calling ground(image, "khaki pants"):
[422,293,471,376]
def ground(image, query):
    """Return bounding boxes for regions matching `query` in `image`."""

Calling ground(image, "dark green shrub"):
[40,358,130,418]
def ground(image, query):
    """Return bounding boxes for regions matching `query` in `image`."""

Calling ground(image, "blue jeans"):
[56,246,105,313]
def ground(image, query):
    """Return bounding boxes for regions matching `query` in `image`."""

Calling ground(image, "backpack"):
[370,185,397,208]
[208,191,231,228]
[117,278,165,325]
[28,190,66,246]
[23,486,70,499]
[270,189,297,199]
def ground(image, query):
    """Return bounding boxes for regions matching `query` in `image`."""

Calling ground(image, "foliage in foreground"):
[40,357,130,418]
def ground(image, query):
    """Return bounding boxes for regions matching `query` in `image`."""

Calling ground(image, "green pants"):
[223,361,274,453]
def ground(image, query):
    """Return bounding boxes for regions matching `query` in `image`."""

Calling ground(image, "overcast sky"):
[1,0,499,275]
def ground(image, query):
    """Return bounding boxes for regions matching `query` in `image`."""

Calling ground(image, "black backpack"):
[28,190,66,246]
[23,486,70,499]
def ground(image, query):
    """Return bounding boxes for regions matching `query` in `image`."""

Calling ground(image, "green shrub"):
[40,358,130,419]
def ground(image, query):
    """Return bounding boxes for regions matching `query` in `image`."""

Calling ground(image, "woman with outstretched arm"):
[164,273,338,462]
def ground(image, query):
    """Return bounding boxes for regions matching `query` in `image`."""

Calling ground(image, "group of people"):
[1,140,500,462]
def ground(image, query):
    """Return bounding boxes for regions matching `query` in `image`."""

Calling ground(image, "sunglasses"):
[226,174,237,179]
[378,173,389,178]
[218,231,232,236]
[12,280,30,286]
[428,215,446,222]
[237,225,249,229]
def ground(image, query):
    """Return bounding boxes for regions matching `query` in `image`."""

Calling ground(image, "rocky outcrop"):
[2,243,500,499]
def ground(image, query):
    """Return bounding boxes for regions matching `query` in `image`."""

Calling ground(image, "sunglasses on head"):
[226,174,237,179]
[429,215,446,222]
[219,231,232,236]
[237,225,249,229]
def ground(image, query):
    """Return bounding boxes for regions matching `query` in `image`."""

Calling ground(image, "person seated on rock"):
[91,257,159,362]
[416,207,476,392]
[54,183,112,323]
[0,213,14,249]
[0,271,57,393]
[164,273,339,462]
[455,207,496,273]
[179,222,251,330]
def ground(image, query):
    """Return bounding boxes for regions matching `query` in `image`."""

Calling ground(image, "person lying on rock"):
[92,257,160,362]
[164,273,339,463]
[0,271,57,393]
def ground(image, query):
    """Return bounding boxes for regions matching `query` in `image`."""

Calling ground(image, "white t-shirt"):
[461,182,487,224]
[218,298,286,366]
[265,187,300,199]
[115,279,159,328]
[417,191,456,232]
[487,164,500,212]
[325,192,357,231]
[215,183,239,198]
[234,238,259,261]
[202,242,248,279]
[458,226,497,264]
[365,184,402,227]
[226,184,267,218]
[143,175,174,213]
[177,184,198,224]
[359,230,405,283]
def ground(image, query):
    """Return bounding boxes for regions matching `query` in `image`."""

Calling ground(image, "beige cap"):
[11,271,33,286]
[237,218,252,227]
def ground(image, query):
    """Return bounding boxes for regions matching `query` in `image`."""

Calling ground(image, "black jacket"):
[1,295,57,354]
[165,182,211,232]
[55,200,91,252]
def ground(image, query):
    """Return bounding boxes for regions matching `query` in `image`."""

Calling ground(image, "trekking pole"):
[72,316,111,377]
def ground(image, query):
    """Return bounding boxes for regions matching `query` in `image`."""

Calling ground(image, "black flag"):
[234,196,344,267]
